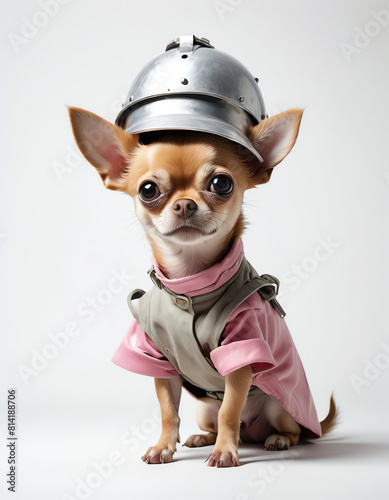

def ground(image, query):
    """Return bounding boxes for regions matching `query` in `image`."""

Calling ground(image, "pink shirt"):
[112,240,321,439]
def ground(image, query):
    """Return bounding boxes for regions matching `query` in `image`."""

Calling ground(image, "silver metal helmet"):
[115,35,267,163]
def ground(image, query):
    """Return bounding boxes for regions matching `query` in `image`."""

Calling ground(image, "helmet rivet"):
[180,78,189,85]
[261,114,266,120]
[129,95,134,102]
[238,96,245,103]
[255,77,259,83]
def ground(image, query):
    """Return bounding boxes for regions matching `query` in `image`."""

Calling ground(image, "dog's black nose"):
[173,198,198,219]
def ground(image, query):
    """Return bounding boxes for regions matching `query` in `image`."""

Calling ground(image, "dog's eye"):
[208,174,234,195]
[139,181,160,202]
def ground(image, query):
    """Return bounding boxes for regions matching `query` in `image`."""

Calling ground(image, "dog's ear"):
[68,106,139,190]
[245,108,304,185]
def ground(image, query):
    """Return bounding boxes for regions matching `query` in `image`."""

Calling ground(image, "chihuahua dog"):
[69,106,338,467]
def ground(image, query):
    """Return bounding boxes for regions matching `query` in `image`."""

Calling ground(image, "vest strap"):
[196,269,285,350]
[255,274,286,319]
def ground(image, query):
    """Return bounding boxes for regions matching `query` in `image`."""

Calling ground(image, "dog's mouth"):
[161,225,217,240]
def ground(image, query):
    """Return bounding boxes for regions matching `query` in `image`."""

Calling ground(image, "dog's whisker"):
[122,219,140,231]
[243,202,264,217]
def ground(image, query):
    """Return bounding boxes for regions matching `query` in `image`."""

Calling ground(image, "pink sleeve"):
[111,319,179,378]
[210,300,276,377]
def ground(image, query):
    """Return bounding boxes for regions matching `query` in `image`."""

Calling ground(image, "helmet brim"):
[116,95,263,163]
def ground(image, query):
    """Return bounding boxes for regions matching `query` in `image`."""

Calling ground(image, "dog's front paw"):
[206,444,239,468]
[141,444,175,464]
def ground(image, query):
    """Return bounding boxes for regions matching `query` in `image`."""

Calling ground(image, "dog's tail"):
[320,394,340,436]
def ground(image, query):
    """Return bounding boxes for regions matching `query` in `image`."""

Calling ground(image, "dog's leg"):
[183,397,220,448]
[141,376,182,464]
[207,365,252,467]
[263,397,300,450]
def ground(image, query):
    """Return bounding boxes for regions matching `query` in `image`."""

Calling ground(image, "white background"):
[1,0,389,499]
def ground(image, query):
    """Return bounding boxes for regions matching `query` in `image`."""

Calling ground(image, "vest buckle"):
[175,295,191,310]
[148,268,163,289]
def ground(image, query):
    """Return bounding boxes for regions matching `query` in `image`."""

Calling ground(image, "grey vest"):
[127,257,285,399]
